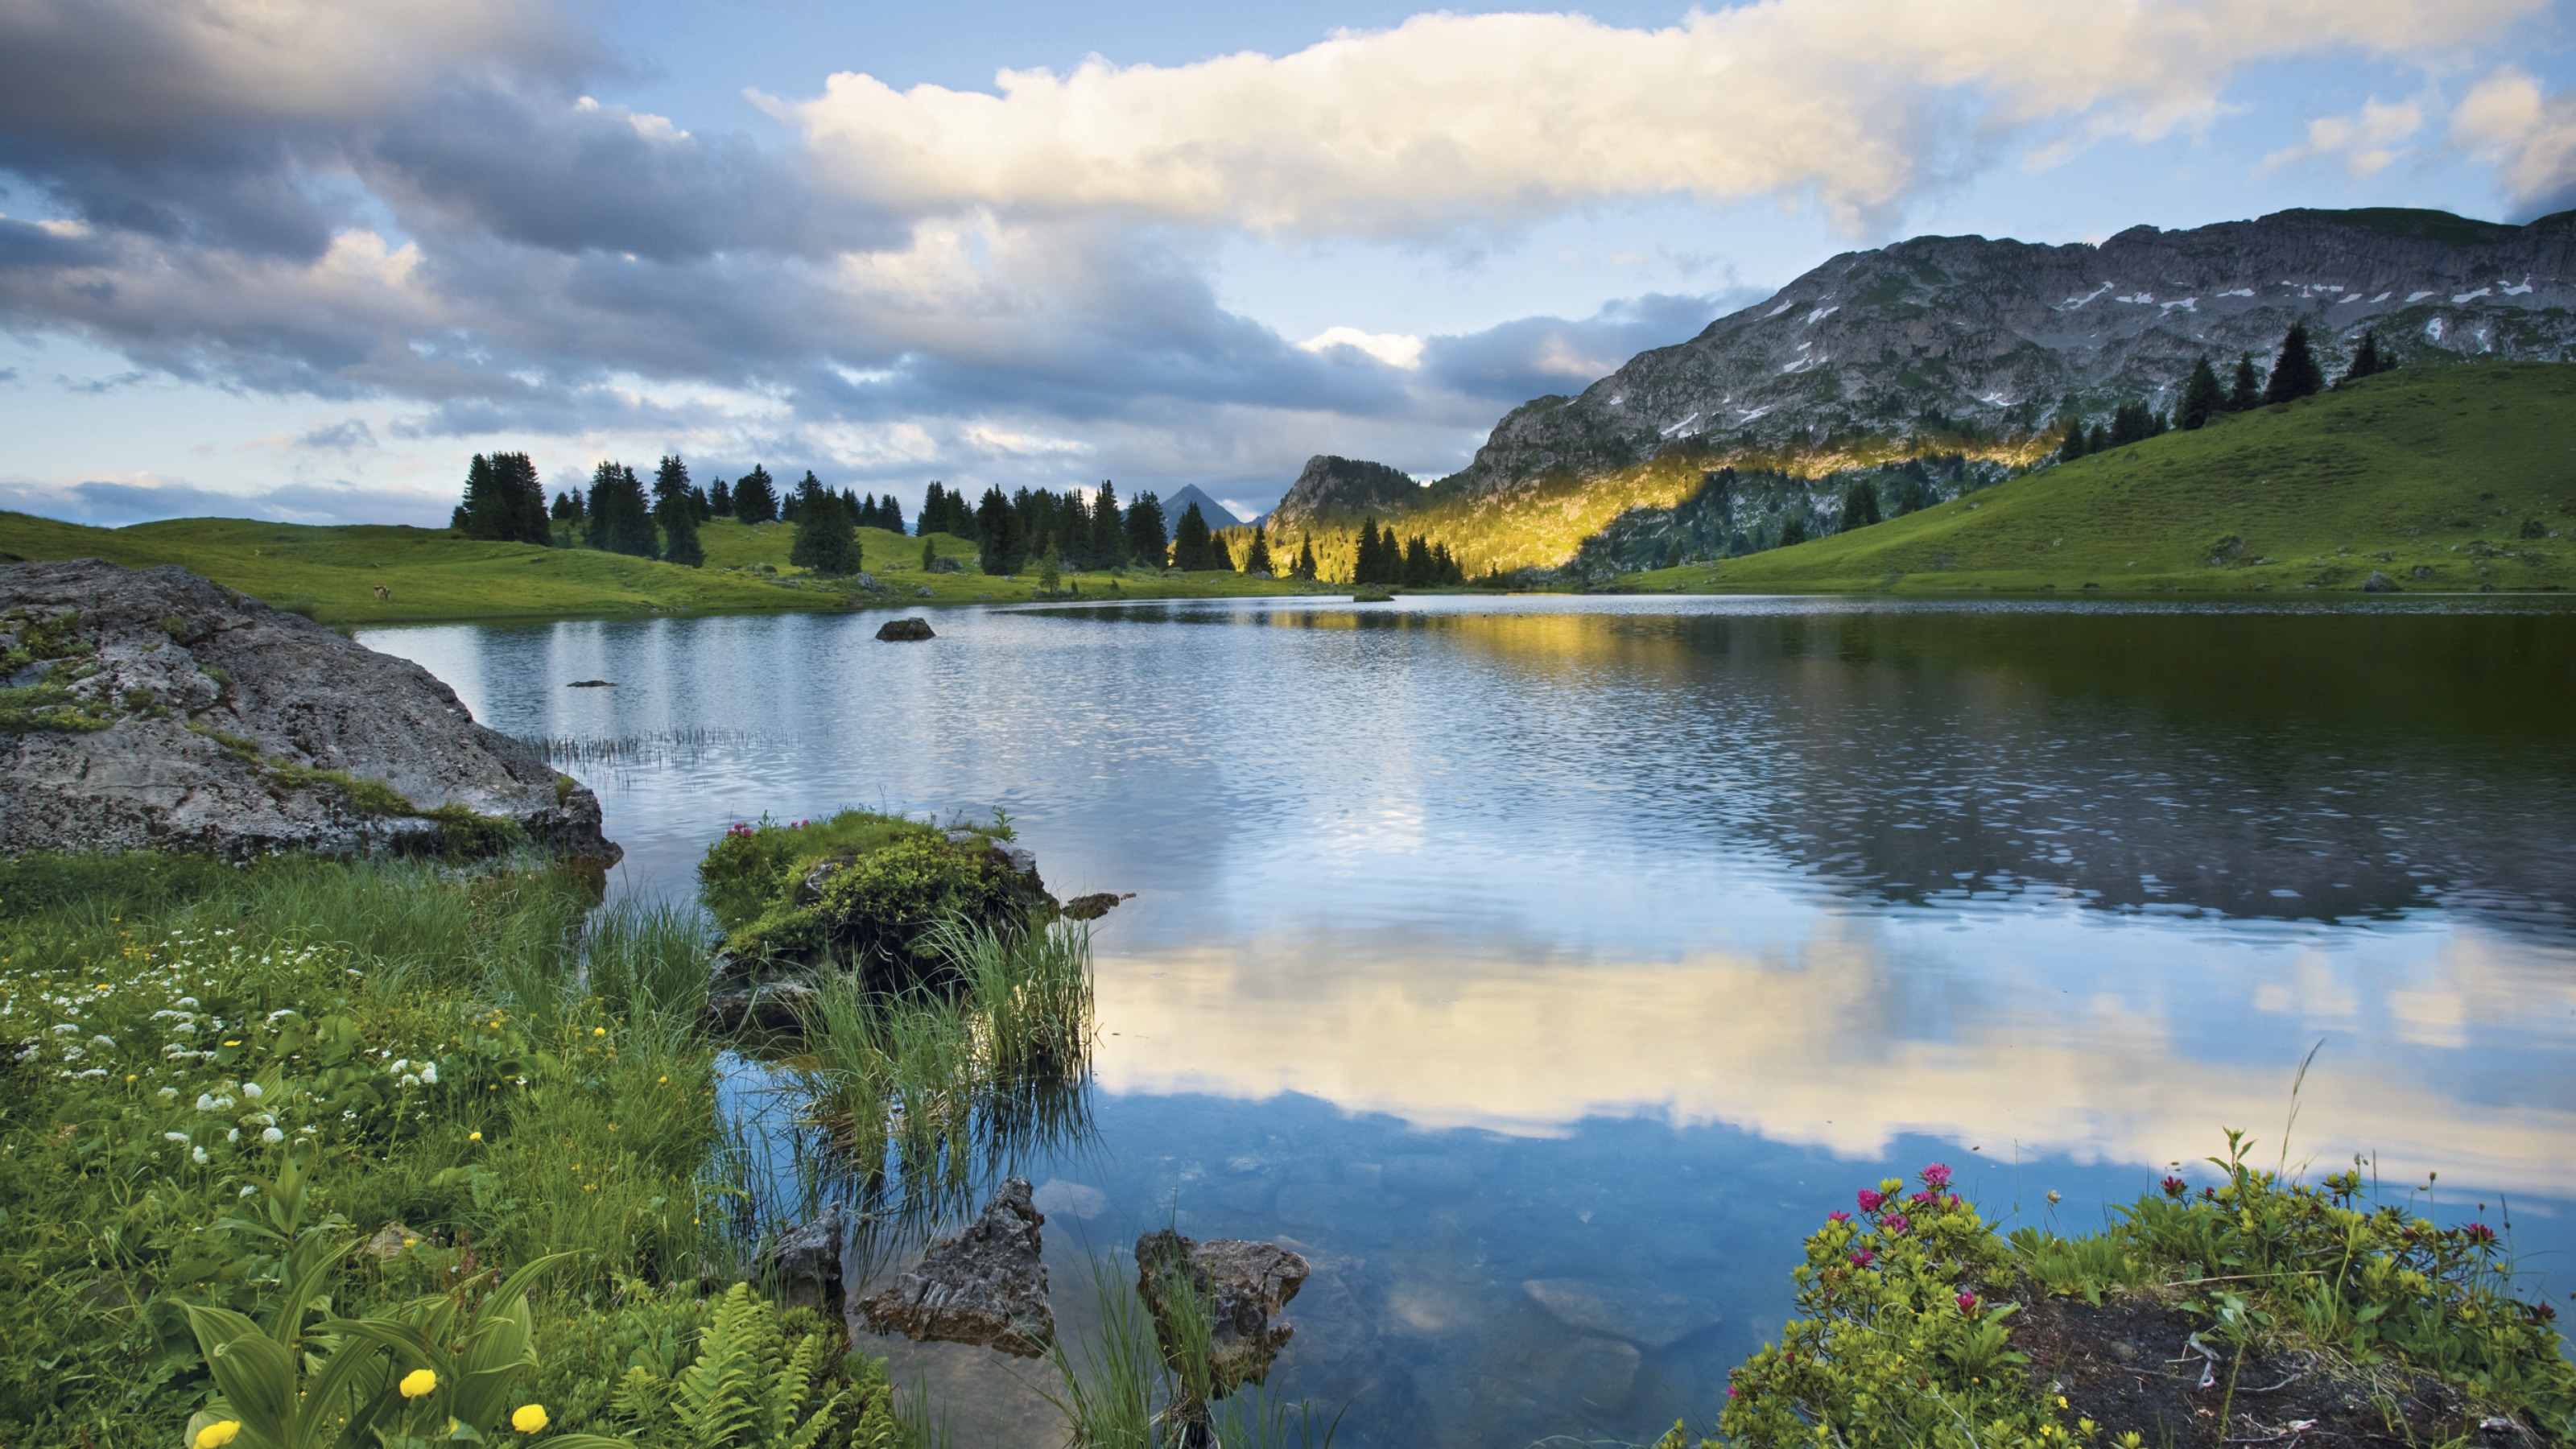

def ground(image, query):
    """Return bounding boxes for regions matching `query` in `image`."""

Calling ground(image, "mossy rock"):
[724,830,1042,988]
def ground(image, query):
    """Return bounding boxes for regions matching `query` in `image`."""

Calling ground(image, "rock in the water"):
[770,1206,845,1315]
[1521,1278,1718,1350]
[0,559,617,862]
[1061,891,1133,922]
[876,617,935,641]
[568,679,615,687]
[857,1177,1055,1357]
[1134,1229,1310,1397]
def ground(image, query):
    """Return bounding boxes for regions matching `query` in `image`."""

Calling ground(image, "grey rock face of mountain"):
[1448,207,2576,497]
[1160,484,1246,531]
[0,559,617,861]
[1267,454,1428,535]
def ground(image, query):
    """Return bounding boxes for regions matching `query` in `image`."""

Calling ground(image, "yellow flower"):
[195,1421,242,1448]
[512,1403,551,1433]
[469,1130,482,1141]
[399,1367,438,1398]
[592,1026,606,1037]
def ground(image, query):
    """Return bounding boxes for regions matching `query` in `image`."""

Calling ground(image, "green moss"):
[696,810,941,936]
[698,811,1030,983]
[422,802,524,861]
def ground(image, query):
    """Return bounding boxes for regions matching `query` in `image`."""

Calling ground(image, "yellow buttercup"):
[194,1422,242,1448]
[512,1402,551,1432]
[399,1366,438,1398]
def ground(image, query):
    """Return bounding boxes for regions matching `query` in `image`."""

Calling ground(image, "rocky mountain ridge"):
[1269,208,2576,564]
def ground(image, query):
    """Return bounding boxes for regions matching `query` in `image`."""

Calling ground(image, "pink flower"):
[1922,1163,1953,1188]
[2462,1222,2498,1245]
[1726,1385,1742,1399]
[1856,1188,1884,1212]
[2161,1175,2188,1199]
[1850,1249,1876,1269]
[1956,1292,1979,1314]
[1881,1213,1911,1236]
[1827,1210,1851,1224]
[1910,1191,1938,1207]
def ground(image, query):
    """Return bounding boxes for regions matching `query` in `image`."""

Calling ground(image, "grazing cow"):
[373,584,391,601]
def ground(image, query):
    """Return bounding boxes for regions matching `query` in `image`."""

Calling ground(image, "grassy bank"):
[0,512,1326,626]
[1618,363,2576,596]
[0,850,923,1446]
[1679,1137,2574,1449]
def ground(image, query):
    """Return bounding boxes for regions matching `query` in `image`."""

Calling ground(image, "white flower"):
[225,1129,239,1142]
[261,1127,284,1144]
[90,1035,115,1049]
[157,1087,178,1101]
[195,1094,217,1111]
[400,1075,420,1089]
[238,1185,254,1197]
[389,1059,409,1074]
[242,1082,262,1100]
[177,997,199,1008]
[250,1113,274,1128]
[72,1067,107,1078]
[163,1131,190,1143]
[192,1146,209,1164]
[416,1063,438,1085]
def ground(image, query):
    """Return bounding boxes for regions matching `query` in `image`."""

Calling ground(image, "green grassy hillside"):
[1623,363,2576,595]
[0,513,1316,625]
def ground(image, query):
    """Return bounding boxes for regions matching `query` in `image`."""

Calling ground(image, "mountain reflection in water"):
[363,595,2576,1448]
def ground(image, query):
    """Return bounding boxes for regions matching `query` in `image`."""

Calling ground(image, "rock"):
[857,1177,1055,1357]
[928,555,964,574]
[704,980,817,1034]
[1060,891,1132,921]
[568,679,614,687]
[362,1224,423,1261]
[2412,564,2435,579]
[875,617,935,642]
[1133,1229,1310,1397]
[769,1206,844,1315]
[914,586,935,598]
[1543,1335,1642,1411]
[852,572,879,589]
[0,560,617,862]
[2361,571,2399,592]
[1521,1278,1719,1350]
[1030,1179,1109,1220]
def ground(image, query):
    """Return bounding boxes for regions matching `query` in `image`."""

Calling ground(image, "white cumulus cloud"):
[2264,97,2425,176]
[2454,68,2576,215]
[1298,327,1425,369]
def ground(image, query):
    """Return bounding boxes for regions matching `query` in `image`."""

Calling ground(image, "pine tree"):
[660,490,704,568]
[1294,537,1318,581]
[878,492,904,538]
[1352,519,1381,584]
[920,538,936,572]
[1244,524,1274,576]
[976,485,1024,575]
[1777,508,1809,549]
[2058,413,2089,463]
[457,452,550,545]
[2340,329,2384,386]
[919,483,947,535]
[2264,321,2324,404]
[2088,423,2109,455]
[734,465,778,523]
[1402,535,1432,588]
[1089,481,1125,566]
[1838,478,1881,532]
[687,484,710,522]
[708,477,733,518]
[585,462,657,558]
[789,485,859,576]
[2107,402,2146,448]
[2227,354,2262,411]
[1171,502,1213,570]
[1124,491,1168,568]
[2179,356,2223,430]
[551,489,583,522]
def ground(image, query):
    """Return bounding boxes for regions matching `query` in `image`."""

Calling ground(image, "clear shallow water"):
[364,595,2576,1447]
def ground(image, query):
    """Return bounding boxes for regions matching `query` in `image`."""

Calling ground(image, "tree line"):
[1346,518,1467,587]
[2055,321,2396,464]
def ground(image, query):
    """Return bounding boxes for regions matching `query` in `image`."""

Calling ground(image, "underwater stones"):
[875,617,935,641]
[770,1205,844,1315]
[857,1177,1055,1357]
[1521,1278,1719,1350]
[1547,1335,1642,1410]
[1133,1229,1310,1397]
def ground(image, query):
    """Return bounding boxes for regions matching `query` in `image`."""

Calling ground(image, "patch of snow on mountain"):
[2161,299,2198,312]
[1802,305,1839,325]
[2452,287,2492,303]
[2426,316,2447,341]
[2219,288,2255,298]
[2407,291,2438,303]
[2370,291,2392,303]
[2504,279,2534,295]
[1765,299,1798,319]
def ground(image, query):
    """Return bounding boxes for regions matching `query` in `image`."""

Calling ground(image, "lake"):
[364,594,2576,1447]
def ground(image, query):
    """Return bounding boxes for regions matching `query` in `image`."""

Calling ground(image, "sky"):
[2,0,2574,528]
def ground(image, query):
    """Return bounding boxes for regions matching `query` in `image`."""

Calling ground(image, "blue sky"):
[2,0,2573,527]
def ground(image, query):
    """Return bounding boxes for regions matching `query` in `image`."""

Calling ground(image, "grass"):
[0,512,1327,627]
[0,848,918,1446]
[1616,363,2576,596]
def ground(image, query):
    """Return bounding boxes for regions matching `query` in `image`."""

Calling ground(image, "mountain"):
[1159,484,1246,531]
[1270,207,2576,573]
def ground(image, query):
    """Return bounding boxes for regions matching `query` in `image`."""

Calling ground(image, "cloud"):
[1297,326,1423,370]
[2454,68,2576,216]
[1418,291,1748,407]
[790,0,2542,238]
[298,419,379,451]
[2264,97,2425,177]
[0,476,455,527]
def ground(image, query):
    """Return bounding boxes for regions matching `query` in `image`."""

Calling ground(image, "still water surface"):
[365,596,2576,1447]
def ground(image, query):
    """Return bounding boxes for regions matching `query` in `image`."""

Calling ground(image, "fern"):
[605,1284,862,1449]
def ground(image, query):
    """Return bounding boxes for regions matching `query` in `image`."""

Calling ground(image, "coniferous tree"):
[708,477,733,518]
[2264,322,2324,404]
[2227,354,2263,411]
[790,484,859,576]
[1171,502,1214,570]
[1209,529,1235,572]
[733,465,779,523]
[919,483,947,535]
[551,489,584,522]
[1402,535,1432,588]
[585,462,658,558]
[1351,519,1381,584]
[1088,481,1125,566]
[1838,478,1881,533]
[457,452,551,545]
[976,485,1024,575]
[1245,524,1274,576]
[660,491,704,567]
[920,538,936,572]
[1777,508,1809,549]
[1124,491,1168,568]
[1294,537,1318,581]
[2179,356,2224,430]
[2107,402,2146,448]
[2340,329,2385,386]
[2058,412,2089,462]
[2087,423,2109,455]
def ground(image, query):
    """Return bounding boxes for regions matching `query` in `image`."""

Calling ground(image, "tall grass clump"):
[1046,1253,1341,1449]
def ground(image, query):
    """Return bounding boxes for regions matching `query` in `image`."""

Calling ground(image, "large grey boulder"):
[0,559,616,861]
[856,1176,1055,1357]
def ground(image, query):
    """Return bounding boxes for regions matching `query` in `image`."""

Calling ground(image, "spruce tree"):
[1295,537,1318,581]
[585,462,657,558]
[1125,490,1168,568]
[2058,413,2089,462]
[2227,354,2262,411]
[551,489,583,522]
[790,486,859,576]
[1245,524,1274,576]
[1777,508,1809,549]
[660,489,704,568]
[976,485,1024,574]
[708,477,733,517]
[920,538,936,572]
[919,483,947,535]
[1402,535,1432,587]
[2340,329,2384,386]
[733,465,778,523]
[1089,481,1125,566]
[1352,519,1381,584]
[1838,478,1881,532]
[1171,502,1213,570]
[2264,321,2324,404]
[2087,423,2109,455]
[2179,356,2223,430]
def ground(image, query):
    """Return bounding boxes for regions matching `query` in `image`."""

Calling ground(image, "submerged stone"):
[1521,1277,1719,1349]
[876,617,935,641]
[857,1177,1055,1357]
